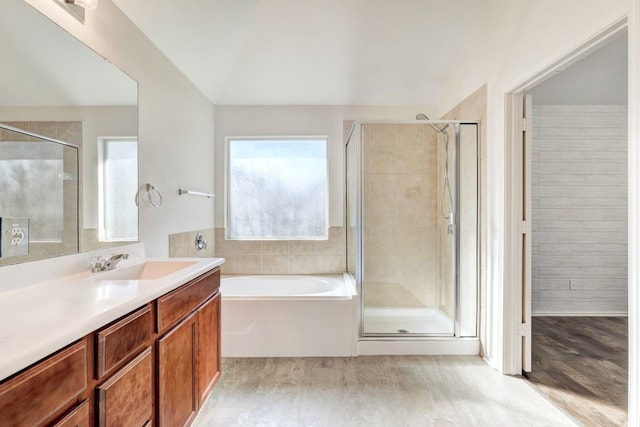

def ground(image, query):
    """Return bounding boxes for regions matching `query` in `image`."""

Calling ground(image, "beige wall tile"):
[366,226,396,258]
[235,240,262,254]
[367,201,397,226]
[316,255,344,274]
[289,240,316,255]
[395,149,422,174]
[315,228,345,255]
[396,174,422,200]
[367,174,396,201]
[215,228,236,255]
[235,255,261,274]
[366,148,396,174]
[261,240,289,255]
[169,232,189,257]
[367,124,396,148]
[396,125,423,147]
[217,254,235,275]
[396,199,423,226]
[289,255,319,274]
[261,255,289,274]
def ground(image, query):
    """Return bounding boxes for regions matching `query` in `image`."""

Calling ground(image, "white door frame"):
[503,15,639,423]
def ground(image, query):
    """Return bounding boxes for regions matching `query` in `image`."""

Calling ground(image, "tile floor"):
[194,355,578,426]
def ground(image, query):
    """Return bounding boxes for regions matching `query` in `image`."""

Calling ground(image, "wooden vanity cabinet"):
[0,266,220,427]
[96,347,153,426]
[0,339,88,427]
[156,268,221,427]
[196,293,221,408]
[52,400,91,427]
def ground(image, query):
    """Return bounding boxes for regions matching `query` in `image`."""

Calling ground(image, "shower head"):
[415,113,449,134]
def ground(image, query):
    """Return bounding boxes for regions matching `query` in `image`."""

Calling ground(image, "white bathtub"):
[221,274,356,357]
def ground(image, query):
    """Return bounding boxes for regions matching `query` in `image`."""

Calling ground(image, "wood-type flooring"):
[195,355,576,426]
[525,316,628,427]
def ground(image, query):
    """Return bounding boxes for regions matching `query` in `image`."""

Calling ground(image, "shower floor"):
[363,307,454,335]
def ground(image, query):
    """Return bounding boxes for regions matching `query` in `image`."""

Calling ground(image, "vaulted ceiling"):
[112,0,487,106]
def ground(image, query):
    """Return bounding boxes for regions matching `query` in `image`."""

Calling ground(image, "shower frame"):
[345,120,479,339]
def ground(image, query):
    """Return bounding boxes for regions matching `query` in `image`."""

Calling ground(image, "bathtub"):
[221,274,356,357]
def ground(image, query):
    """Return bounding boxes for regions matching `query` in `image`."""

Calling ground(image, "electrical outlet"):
[0,217,29,258]
[569,279,577,290]
[11,226,25,246]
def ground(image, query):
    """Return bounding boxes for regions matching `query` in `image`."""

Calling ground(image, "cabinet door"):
[0,340,87,427]
[52,400,90,427]
[96,347,152,427]
[196,293,221,407]
[157,313,197,427]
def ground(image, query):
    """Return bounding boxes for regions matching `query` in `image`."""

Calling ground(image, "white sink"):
[90,261,197,281]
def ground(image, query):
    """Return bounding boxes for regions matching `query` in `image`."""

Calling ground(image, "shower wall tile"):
[214,226,346,274]
[367,201,397,226]
[396,174,422,200]
[366,149,396,174]
[367,174,396,200]
[362,123,443,309]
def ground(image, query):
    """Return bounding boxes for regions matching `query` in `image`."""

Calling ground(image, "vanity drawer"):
[96,304,152,380]
[0,340,88,427]
[157,268,220,333]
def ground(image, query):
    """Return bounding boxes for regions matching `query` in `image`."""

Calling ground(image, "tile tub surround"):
[169,228,215,258]
[0,250,223,381]
[531,105,628,314]
[193,356,578,427]
[214,227,345,275]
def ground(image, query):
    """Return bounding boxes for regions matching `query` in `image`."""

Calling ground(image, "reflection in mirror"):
[0,125,79,264]
[0,0,138,266]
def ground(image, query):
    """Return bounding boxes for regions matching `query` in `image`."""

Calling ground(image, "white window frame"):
[224,135,329,240]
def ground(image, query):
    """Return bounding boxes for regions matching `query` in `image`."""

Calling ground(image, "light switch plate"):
[0,217,29,258]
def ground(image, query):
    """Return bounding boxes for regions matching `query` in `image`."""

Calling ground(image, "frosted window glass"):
[228,138,328,239]
[100,139,137,241]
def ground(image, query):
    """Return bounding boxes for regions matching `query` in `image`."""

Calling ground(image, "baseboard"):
[532,312,628,317]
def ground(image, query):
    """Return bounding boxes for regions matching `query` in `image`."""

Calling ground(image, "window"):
[98,137,138,242]
[227,137,328,240]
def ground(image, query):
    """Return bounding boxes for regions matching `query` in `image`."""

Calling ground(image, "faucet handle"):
[91,256,106,272]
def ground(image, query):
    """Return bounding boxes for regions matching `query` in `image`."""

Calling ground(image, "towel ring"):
[135,183,164,208]
[147,184,163,207]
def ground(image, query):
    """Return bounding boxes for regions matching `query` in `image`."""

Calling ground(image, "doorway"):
[520,28,629,425]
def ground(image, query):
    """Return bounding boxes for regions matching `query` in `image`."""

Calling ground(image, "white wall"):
[214,105,436,227]
[441,0,633,373]
[24,0,216,257]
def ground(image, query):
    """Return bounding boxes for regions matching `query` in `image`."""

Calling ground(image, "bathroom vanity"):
[0,258,222,427]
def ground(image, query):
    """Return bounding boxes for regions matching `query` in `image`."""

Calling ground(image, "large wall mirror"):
[0,0,138,266]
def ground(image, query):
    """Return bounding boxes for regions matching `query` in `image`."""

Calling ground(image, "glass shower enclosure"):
[346,121,478,337]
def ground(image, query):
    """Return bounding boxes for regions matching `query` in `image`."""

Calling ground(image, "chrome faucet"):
[91,253,129,272]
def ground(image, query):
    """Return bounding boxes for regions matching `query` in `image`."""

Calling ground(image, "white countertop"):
[0,257,224,382]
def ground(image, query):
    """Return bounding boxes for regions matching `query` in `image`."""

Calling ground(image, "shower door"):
[346,122,478,337]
